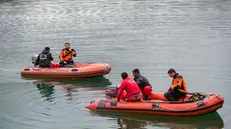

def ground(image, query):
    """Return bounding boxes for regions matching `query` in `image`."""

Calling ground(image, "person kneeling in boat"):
[164,68,187,101]
[116,72,142,102]
[34,47,59,68]
[59,42,76,67]
[132,68,152,100]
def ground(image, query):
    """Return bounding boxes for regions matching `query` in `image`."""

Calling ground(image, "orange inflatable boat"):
[85,85,224,117]
[21,55,111,78]
[21,62,111,78]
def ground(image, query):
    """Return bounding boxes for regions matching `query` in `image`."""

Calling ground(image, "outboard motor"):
[31,55,38,64]
[105,85,119,99]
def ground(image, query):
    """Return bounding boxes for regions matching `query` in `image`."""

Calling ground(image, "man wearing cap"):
[164,68,188,101]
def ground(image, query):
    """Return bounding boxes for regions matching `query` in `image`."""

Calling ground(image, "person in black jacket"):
[132,68,153,100]
[34,47,54,68]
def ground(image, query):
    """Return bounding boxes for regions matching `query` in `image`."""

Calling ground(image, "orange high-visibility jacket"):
[169,73,187,93]
[59,48,76,61]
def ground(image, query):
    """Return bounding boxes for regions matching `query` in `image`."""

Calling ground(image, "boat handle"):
[71,69,78,72]
[24,68,30,71]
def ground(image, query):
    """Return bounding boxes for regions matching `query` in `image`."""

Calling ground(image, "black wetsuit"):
[134,75,152,89]
[34,48,53,68]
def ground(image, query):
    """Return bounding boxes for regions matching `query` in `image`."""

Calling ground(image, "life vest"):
[170,73,187,93]
[59,48,76,61]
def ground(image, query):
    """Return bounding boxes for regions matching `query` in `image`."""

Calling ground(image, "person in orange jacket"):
[164,68,187,101]
[59,42,76,67]
[116,72,142,102]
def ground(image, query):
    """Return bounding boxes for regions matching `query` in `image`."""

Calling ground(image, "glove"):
[71,49,76,57]
[173,85,180,91]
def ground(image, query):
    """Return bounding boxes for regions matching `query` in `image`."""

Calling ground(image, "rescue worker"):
[59,42,76,67]
[132,68,152,100]
[164,68,187,101]
[116,72,142,102]
[34,47,54,68]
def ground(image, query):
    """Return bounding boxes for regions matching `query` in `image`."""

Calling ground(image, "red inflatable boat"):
[21,62,111,78]
[21,55,111,78]
[85,85,224,117]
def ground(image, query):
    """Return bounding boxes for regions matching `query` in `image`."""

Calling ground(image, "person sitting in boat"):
[164,68,187,101]
[116,72,142,102]
[132,68,152,100]
[59,42,76,67]
[34,47,54,68]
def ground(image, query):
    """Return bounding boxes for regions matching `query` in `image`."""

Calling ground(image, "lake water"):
[1,0,231,128]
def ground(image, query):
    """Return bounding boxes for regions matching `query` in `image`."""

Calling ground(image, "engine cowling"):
[104,85,119,99]
[31,55,38,64]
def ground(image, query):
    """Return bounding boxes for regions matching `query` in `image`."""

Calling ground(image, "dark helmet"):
[45,47,50,50]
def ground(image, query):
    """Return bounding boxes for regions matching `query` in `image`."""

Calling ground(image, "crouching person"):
[116,72,142,102]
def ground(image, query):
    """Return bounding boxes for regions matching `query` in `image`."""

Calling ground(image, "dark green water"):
[1,0,231,128]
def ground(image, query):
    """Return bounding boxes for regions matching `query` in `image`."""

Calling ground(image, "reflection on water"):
[92,111,224,129]
[27,76,112,102]
[22,76,112,86]
[117,118,150,129]
[35,81,55,102]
